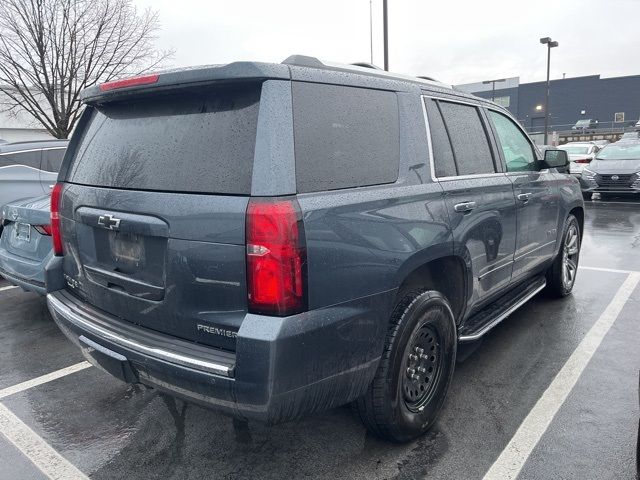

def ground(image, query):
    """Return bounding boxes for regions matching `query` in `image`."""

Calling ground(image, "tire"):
[546,214,581,298]
[354,290,457,442]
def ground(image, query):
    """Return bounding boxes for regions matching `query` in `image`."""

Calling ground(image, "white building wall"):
[0,88,54,142]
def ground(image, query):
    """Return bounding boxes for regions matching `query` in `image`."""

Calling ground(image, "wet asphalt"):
[0,195,638,480]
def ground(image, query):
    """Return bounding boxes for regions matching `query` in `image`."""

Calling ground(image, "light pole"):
[482,78,506,102]
[540,37,559,144]
[383,0,388,71]
[369,0,373,64]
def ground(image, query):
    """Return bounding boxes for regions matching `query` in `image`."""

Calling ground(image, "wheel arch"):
[395,254,468,325]
[569,206,584,237]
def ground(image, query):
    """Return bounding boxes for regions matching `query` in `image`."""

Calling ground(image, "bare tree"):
[0,0,173,138]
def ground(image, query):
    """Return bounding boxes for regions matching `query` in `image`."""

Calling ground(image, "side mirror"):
[542,149,569,170]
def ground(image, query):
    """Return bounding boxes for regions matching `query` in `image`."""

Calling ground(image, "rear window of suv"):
[292,82,400,193]
[66,84,261,194]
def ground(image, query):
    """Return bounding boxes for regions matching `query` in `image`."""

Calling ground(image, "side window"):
[41,148,66,172]
[292,82,400,193]
[438,101,495,175]
[488,110,536,172]
[424,99,456,177]
[0,150,41,169]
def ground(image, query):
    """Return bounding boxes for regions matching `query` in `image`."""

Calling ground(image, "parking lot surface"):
[1,197,639,480]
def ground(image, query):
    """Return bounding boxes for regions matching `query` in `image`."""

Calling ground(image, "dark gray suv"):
[46,56,584,442]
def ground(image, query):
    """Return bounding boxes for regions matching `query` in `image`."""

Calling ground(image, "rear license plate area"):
[108,231,144,269]
[15,222,31,242]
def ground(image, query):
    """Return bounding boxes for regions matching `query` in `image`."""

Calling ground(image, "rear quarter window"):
[66,84,261,194]
[292,82,400,193]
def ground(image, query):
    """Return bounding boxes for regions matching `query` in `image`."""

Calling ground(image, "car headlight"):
[582,168,596,177]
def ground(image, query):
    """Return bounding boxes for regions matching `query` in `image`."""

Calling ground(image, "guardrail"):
[523,121,638,145]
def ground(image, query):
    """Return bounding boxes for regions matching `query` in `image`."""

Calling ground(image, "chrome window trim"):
[0,146,66,156]
[421,94,506,182]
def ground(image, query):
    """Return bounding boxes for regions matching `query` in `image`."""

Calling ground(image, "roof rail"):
[281,55,325,68]
[351,62,382,70]
[281,55,451,89]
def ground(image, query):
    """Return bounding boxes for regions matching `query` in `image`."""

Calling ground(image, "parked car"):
[580,141,640,200]
[558,142,599,175]
[45,57,583,442]
[593,140,610,148]
[634,119,640,132]
[0,140,68,221]
[0,195,53,294]
[620,132,640,141]
[572,119,598,133]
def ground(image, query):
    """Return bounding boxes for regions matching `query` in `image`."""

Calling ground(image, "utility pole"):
[383,0,388,71]
[369,0,373,64]
[540,37,559,144]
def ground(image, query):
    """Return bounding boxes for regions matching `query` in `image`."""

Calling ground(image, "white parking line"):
[0,362,92,400]
[483,272,640,480]
[580,265,639,275]
[0,402,89,480]
[0,285,19,292]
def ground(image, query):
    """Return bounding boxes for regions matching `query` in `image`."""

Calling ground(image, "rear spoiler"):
[81,62,290,104]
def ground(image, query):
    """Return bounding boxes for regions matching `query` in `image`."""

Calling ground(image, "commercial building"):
[456,74,640,138]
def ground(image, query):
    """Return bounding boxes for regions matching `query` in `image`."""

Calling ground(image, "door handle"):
[517,193,532,202]
[454,201,477,213]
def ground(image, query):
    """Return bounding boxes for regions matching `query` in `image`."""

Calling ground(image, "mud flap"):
[79,335,139,383]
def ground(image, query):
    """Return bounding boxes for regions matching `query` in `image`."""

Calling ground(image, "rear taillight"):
[34,225,52,236]
[246,198,307,316]
[574,158,592,164]
[50,183,64,255]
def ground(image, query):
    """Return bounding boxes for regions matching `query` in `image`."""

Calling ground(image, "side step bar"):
[458,276,547,342]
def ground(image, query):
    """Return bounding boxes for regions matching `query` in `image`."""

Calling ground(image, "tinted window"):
[67,85,260,194]
[488,110,536,172]
[293,82,399,193]
[439,101,495,175]
[0,150,41,168]
[41,148,66,172]
[424,99,456,177]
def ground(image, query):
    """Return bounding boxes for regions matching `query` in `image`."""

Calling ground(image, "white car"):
[635,119,640,131]
[0,140,68,219]
[558,142,599,175]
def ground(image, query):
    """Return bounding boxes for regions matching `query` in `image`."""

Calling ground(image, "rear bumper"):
[47,289,387,423]
[0,263,46,295]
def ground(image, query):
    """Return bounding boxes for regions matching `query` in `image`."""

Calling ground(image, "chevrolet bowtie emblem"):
[97,214,121,230]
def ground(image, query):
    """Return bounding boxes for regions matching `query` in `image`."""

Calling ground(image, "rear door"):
[486,109,560,281]
[59,83,263,352]
[424,98,517,312]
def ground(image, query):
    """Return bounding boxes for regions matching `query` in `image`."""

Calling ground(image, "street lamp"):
[482,78,506,102]
[540,36,559,144]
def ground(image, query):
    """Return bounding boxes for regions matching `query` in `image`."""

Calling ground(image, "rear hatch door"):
[59,83,262,351]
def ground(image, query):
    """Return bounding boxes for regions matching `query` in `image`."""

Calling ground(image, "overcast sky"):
[132,0,639,85]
